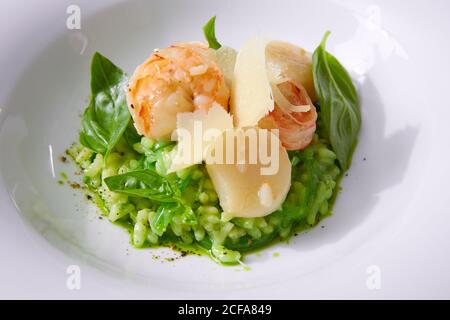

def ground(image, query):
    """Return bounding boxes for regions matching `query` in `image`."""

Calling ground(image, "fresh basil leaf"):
[123,122,141,148]
[178,172,193,193]
[152,140,176,152]
[180,206,197,226]
[203,16,222,49]
[105,166,197,234]
[80,52,130,158]
[151,205,174,236]
[104,170,177,203]
[150,204,185,236]
[312,32,361,170]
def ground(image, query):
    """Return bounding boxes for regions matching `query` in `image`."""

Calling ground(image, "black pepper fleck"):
[70,182,81,189]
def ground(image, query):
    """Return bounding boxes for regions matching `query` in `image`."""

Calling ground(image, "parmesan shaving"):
[230,37,274,128]
[169,104,233,172]
[230,38,316,129]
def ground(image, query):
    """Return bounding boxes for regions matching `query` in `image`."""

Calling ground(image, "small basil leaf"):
[123,121,141,148]
[104,170,177,203]
[150,203,188,236]
[203,16,222,49]
[180,206,197,225]
[152,140,176,152]
[312,32,361,170]
[151,205,176,236]
[80,52,130,158]
[178,172,193,193]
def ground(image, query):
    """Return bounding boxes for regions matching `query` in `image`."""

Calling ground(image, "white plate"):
[1,0,450,299]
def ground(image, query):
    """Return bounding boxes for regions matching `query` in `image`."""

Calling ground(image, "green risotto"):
[68,130,340,264]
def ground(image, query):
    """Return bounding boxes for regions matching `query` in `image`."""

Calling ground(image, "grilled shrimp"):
[259,81,317,151]
[126,42,230,140]
[259,41,318,150]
